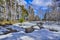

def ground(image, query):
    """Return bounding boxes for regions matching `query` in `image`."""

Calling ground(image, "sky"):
[18,0,53,19]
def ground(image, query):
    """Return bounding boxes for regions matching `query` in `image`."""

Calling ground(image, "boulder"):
[25,26,34,33]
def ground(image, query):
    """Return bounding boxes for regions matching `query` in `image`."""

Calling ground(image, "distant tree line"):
[43,0,60,21]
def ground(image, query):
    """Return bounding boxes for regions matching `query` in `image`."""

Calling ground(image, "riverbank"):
[0,20,19,26]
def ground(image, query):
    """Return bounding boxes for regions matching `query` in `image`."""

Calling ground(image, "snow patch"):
[20,36,35,40]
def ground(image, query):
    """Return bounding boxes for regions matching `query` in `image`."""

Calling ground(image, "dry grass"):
[0,20,19,25]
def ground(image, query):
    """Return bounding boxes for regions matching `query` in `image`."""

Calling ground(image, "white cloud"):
[17,0,27,5]
[31,0,53,6]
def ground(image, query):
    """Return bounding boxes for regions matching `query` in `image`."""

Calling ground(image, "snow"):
[13,22,39,29]
[0,33,12,39]
[20,36,35,40]
[5,25,25,31]
[13,23,21,26]
[0,28,60,40]
[0,22,60,40]
[33,25,40,29]
[0,27,10,35]
[43,22,60,31]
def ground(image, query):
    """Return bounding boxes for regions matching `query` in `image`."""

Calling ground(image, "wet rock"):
[49,29,58,32]
[25,26,34,33]
[2,28,18,34]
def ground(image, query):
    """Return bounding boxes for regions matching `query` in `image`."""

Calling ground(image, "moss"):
[19,18,24,23]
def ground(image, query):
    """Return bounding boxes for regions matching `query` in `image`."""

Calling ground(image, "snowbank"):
[0,29,60,40]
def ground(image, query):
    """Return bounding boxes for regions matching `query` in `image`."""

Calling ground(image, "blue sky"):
[25,0,33,3]
[18,0,53,19]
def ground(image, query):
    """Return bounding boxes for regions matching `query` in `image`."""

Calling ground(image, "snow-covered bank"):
[0,29,60,40]
[13,22,36,28]
[0,33,12,39]
[43,22,60,31]
[0,21,60,40]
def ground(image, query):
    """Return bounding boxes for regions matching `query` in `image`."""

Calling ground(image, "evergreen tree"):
[20,5,28,20]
